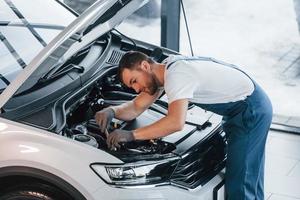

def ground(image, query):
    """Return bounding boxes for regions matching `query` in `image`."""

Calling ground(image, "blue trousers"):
[197,82,273,200]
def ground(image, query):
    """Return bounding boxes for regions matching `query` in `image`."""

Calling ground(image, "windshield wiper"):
[38,64,84,83]
[0,21,65,30]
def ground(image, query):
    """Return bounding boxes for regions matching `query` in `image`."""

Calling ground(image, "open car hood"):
[0,0,148,109]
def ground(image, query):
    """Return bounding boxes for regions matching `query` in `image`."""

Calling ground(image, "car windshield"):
[0,0,76,92]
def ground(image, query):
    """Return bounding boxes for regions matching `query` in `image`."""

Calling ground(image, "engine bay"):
[63,68,178,156]
[65,118,176,155]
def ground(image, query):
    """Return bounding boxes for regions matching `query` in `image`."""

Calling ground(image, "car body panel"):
[0,117,122,199]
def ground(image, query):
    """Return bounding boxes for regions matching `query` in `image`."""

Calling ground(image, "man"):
[95,51,273,200]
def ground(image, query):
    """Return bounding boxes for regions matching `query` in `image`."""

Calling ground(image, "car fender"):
[0,117,122,199]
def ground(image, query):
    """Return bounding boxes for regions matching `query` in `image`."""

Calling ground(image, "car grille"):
[170,128,226,189]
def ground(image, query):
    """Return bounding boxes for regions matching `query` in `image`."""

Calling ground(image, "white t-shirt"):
[163,55,255,104]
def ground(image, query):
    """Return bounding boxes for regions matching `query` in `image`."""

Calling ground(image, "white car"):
[0,0,226,199]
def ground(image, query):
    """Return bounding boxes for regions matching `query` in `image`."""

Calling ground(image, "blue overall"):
[166,56,273,200]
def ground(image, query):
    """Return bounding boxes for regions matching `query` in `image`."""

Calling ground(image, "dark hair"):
[118,51,154,84]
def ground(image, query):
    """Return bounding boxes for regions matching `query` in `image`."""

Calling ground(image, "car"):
[0,0,226,199]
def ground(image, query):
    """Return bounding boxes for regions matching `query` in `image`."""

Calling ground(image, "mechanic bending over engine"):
[95,51,273,200]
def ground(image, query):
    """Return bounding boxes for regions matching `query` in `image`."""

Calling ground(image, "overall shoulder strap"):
[166,56,212,69]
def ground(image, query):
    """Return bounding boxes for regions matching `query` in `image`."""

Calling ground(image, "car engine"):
[63,69,176,156]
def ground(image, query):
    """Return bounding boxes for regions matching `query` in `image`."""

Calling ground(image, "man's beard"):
[146,73,160,95]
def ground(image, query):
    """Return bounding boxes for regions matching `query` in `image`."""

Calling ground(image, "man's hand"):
[106,129,135,149]
[95,107,115,132]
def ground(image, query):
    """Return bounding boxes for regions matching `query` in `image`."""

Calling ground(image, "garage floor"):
[265,130,300,200]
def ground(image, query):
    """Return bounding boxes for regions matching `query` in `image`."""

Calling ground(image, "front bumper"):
[91,172,225,200]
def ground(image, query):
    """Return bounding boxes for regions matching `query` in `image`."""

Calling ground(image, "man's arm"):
[111,90,162,121]
[133,99,189,140]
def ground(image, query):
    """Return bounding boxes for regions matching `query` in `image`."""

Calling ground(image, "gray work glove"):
[95,107,115,133]
[106,129,135,149]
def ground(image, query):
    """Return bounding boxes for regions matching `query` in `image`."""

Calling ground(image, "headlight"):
[91,158,179,186]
